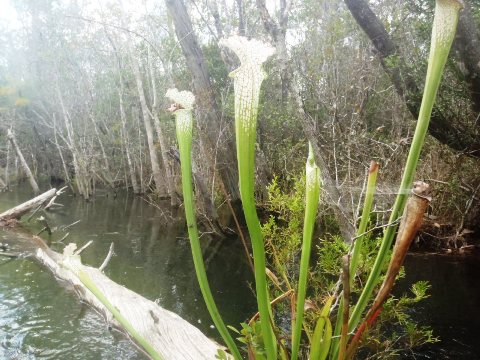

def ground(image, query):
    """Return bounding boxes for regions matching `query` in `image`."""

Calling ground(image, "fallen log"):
[0,188,58,221]
[1,191,230,360]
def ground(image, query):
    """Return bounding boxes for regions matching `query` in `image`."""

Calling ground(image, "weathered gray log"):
[33,241,223,360]
[0,188,57,221]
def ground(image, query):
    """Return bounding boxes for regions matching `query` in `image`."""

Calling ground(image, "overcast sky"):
[0,0,21,29]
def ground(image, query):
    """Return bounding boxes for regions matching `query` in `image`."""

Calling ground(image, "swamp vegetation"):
[1,0,480,359]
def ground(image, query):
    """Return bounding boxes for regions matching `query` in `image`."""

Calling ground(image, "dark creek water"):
[1,187,479,359]
[0,187,255,359]
[400,253,480,359]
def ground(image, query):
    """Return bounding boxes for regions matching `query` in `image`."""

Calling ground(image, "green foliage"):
[178,2,461,354]
[228,322,266,360]
[357,235,394,287]
[316,236,348,278]
[260,172,436,359]
[262,175,306,283]
[0,85,30,111]
[383,54,400,70]
[203,43,229,93]
[215,349,229,360]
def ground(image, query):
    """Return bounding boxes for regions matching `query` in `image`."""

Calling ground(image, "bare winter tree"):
[255,0,357,242]
[344,0,480,157]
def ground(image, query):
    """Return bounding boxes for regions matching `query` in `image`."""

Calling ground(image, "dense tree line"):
[0,0,479,237]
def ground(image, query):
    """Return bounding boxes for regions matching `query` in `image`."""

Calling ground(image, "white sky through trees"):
[0,0,20,29]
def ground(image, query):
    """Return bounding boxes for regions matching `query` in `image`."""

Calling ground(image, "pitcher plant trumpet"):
[167,88,241,360]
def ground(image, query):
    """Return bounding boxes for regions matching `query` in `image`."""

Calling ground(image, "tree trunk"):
[165,0,240,202]
[133,105,147,194]
[236,0,246,36]
[104,30,141,195]
[128,39,166,195]
[207,0,224,37]
[119,90,141,195]
[55,77,91,199]
[14,156,18,184]
[88,111,110,179]
[256,0,291,102]
[5,141,10,187]
[456,2,480,113]
[6,129,40,194]
[53,114,72,186]
[147,45,179,206]
[344,0,480,157]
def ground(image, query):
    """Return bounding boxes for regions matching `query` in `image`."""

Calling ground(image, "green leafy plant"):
[229,322,267,359]
[171,0,463,356]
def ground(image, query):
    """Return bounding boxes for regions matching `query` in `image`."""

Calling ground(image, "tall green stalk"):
[220,36,277,360]
[331,162,379,357]
[348,162,379,279]
[166,89,242,360]
[346,0,463,342]
[291,143,321,360]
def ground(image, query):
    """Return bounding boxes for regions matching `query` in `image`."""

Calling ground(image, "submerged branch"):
[99,242,115,272]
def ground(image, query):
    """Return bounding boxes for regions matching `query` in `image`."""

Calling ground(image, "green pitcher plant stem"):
[348,161,380,279]
[166,89,242,360]
[309,297,334,360]
[331,161,379,357]
[291,143,321,360]
[346,0,463,345]
[220,36,277,360]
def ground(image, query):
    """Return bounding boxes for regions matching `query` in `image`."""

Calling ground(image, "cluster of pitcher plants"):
[166,0,463,359]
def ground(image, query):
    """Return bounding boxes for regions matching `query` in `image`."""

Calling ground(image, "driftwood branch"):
[54,232,70,244]
[99,242,114,272]
[74,240,93,255]
[0,188,57,221]
[45,186,67,210]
